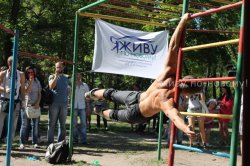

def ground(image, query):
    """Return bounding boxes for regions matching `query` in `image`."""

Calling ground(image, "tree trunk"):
[3,0,21,65]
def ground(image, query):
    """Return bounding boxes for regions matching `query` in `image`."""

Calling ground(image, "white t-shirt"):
[188,94,201,109]
[0,70,21,100]
[74,82,89,109]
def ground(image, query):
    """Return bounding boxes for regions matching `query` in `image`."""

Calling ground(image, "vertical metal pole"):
[6,29,19,166]
[182,0,190,16]
[168,1,189,166]
[242,0,249,165]
[229,1,244,166]
[69,0,107,160]
[242,1,249,165]
[157,112,164,160]
[69,0,106,160]
[69,12,79,161]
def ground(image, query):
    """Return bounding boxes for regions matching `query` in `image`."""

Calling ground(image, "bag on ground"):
[45,140,69,164]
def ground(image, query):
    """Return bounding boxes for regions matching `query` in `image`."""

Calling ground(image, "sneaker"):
[19,144,25,150]
[34,144,38,148]
[203,143,207,150]
[189,144,194,152]
[85,88,99,100]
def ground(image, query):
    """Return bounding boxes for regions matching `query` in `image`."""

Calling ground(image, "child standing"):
[204,99,217,146]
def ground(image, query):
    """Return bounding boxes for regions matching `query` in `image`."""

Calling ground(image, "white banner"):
[92,19,169,79]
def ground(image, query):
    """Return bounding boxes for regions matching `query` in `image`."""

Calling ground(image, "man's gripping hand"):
[182,13,191,23]
[184,125,196,140]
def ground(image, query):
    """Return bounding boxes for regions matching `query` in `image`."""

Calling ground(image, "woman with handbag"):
[19,66,41,149]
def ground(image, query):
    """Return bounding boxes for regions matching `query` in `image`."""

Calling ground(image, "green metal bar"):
[69,0,107,159]
[182,0,190,15]
[169,17,181,22]
[6,29,19,166]
[242,1,249,165]
[69,0,108,160]
[78,0,107,12]
[229,1,244,166]
[69,12,79,161]
[157,111,164,160]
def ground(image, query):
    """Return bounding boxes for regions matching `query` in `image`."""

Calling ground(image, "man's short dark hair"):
[179,75,203,94]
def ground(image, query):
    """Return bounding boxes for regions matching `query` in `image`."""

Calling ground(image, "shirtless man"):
[86,13,198,137]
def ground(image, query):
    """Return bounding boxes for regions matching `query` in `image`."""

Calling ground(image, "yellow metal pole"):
[79,12,167,27]
[182,39,239,52]
[179,112,233,119]
[99,4,176,18]
[211,0,232,5]
[138,0,202,12]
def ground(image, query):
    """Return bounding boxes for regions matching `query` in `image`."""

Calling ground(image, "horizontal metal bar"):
[78,0,106,12]
[185,29,239,34]
[99,3,175,19]
[0,24,14,35]
[211,0,232,5]
[19,52,73,64]
[139,0,203,13]
[173,144,230,158]
[178,77,236,83]
[93,7,166,21]
[182,39,239,52]
[109,0,180,15]
[188,1,219,8]
[79,12,167,27]
[191,1,242,19]
[179,112,233,119]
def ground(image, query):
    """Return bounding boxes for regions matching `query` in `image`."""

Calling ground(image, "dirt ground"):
[0,121,242,166]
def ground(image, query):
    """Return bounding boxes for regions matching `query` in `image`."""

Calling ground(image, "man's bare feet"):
[85,88,99,100]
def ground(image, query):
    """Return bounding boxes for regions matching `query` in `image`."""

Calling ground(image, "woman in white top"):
[187,92,207,148]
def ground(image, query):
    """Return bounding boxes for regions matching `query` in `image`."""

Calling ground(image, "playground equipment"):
[74,0,246,165]
[0,24,19,166]
[19,52,73,64]
[173,144,230,158]
[242,1,249,165]
[167,1,244,166]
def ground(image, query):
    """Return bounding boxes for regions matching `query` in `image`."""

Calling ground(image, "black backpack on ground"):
[41,85,54,106]
[45,140,69,164]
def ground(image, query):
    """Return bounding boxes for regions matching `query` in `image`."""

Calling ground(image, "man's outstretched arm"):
[164,13,191,71]
[162,98,195,138]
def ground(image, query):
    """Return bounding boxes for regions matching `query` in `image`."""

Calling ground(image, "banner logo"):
[92,19,169,79]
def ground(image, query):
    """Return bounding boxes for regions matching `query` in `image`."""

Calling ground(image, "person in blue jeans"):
[95,84,108,130]
[73,73,90,144]
[47,62,69,144]
[20,66,41,149]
